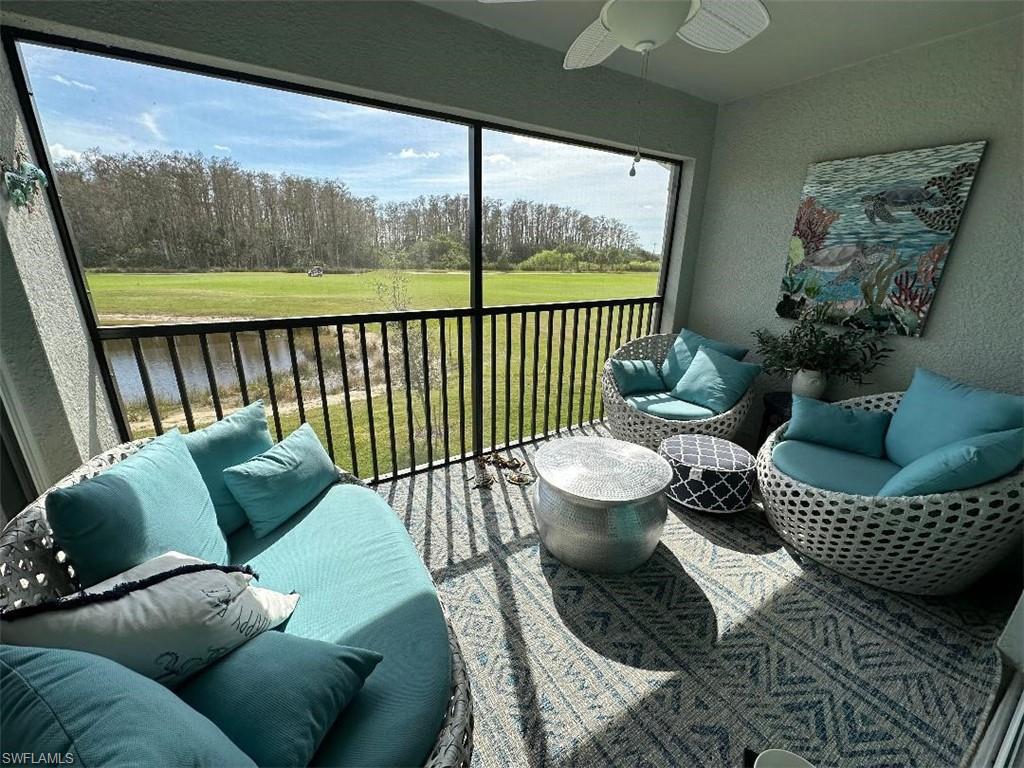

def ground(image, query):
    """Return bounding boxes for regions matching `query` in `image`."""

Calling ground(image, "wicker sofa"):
[0,439,473,768]
[602,333,754,451]
[757,392,1024,595]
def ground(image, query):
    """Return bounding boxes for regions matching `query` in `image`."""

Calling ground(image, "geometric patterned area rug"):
[378,429,1008,768]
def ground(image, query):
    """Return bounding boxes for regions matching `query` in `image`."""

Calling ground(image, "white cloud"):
[137,111,166,141]
[50,74,96,91]
[483,153,512,165]
[396,147,440,160]
[213,144,232,152]
[49,143,83,162]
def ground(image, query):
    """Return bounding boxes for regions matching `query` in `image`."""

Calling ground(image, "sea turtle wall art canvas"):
[779,141,986,336]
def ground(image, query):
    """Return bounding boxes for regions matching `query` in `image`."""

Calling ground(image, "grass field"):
[92,271,659,477]
[86,270,659,323]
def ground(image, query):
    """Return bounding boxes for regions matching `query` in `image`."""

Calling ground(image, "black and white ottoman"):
[659,434,755,514]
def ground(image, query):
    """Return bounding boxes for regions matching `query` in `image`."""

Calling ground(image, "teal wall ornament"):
[2,152,48,210]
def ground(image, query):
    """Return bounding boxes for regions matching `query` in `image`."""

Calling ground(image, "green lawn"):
[86,270,659,323]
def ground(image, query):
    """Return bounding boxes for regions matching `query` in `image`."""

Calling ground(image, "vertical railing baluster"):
[230,332,250,405]
[401,321,416,470]
[530,310,540,440]
[567,308,580,431]
[438,317,451,464]
[258,330,282,441]
[490,313,497,451]
[543,309,554,436]
[457,316,466,458]
[336,324,359,477]
[166,336,194,432]
[503,312,512,448]
[286,328,305,424]
[600,303,615,420]
[555,309,567,434]
[199,333,223,421]
[379,322,399,475]
[131,338,163,436]
[588,305,603,423]
[420,319,434,468]
[634,301,646,339]
[358,323,379,483]
[625,303,636,343]
[614,302,626,352]
[517,312,527,442]
[577,306,591,427]
[311,326,334,463]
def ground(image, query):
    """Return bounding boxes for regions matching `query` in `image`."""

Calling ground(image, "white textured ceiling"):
[422,0,1023,103]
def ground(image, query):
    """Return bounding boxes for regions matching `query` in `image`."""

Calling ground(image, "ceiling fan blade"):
[677,0,770,53]
[477,0,536,3]
[563,17,621,70]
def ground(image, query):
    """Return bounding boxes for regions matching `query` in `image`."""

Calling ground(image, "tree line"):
[55,150,658,273]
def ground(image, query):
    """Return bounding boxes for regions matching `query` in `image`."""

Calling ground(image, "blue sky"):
[21,42,674,252]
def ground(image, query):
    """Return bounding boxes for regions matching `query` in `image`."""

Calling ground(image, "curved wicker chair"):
[757,392,1024,596]
[0,439,473,768]
[602,333,755,450]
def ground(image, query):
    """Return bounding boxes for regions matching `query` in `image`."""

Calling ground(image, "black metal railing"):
[98,296,661,483]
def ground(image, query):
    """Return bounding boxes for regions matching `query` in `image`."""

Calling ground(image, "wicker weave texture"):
[602,333,753,450]
[0,440,473,768]
[757,392,1024,595]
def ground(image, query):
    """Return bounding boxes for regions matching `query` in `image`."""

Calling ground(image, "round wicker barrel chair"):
[0,439,473,768]
[602,333,755,451]
[757,392,1024,596]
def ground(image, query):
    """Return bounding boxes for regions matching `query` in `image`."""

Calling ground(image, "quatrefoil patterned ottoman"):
[658,434,755,514]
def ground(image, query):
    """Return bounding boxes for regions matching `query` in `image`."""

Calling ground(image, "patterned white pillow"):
[0,551,298,687]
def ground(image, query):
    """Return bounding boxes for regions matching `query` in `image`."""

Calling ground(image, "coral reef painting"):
[779,141,986,336]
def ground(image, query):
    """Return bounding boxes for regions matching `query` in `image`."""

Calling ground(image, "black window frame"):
[3,26,684,445]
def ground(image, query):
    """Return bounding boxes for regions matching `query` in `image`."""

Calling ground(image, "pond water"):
[105,331,305,406]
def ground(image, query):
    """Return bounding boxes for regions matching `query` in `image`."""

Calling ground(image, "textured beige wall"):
[1,0,719,330]
[686,18,1024,443]
[0,54,121,487]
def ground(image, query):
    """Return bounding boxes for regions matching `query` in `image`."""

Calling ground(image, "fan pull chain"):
[629,50,651,178]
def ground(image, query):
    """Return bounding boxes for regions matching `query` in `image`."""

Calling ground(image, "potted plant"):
[752,308,892,398]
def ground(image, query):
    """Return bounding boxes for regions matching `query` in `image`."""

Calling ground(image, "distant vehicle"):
[307,266,324,277]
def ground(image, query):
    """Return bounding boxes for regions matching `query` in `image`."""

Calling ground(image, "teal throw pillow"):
[609,359,665,395]
[878,428,1024,496]
[0,645,255,767]
[885,368,1024,467]
[184,400,274,534]
[178,632,382,768]
[223,423,338,538]
[660,328,748,388]
[670,346,760,414]
[784,395,892,458]
[45,429,227,586]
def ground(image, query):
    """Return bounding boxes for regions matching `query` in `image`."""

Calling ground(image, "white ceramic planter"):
[791,369,827,399]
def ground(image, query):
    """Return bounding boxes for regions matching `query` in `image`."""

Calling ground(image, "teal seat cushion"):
[46,429,227,586]
[224,423,338,538]
[670,346,760,414]
[624,392,716,421]
[661,328,748,388]
[609,359,664,395]
[785,395,892,458]
[179,632,382,768]
[879,428,1024,496]
[772,439,901,495]
[228,483,450,768]
[184,400,274,534]
[885,368,1024,466]
[0,645,254,767]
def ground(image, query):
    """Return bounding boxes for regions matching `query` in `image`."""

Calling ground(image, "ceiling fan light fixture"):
[601,0,696,52]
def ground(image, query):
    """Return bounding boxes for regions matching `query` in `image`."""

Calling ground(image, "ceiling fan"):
[478,0,771,68]
[477,0,771,174]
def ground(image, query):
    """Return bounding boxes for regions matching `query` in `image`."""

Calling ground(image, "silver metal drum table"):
[532,436,673,574]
